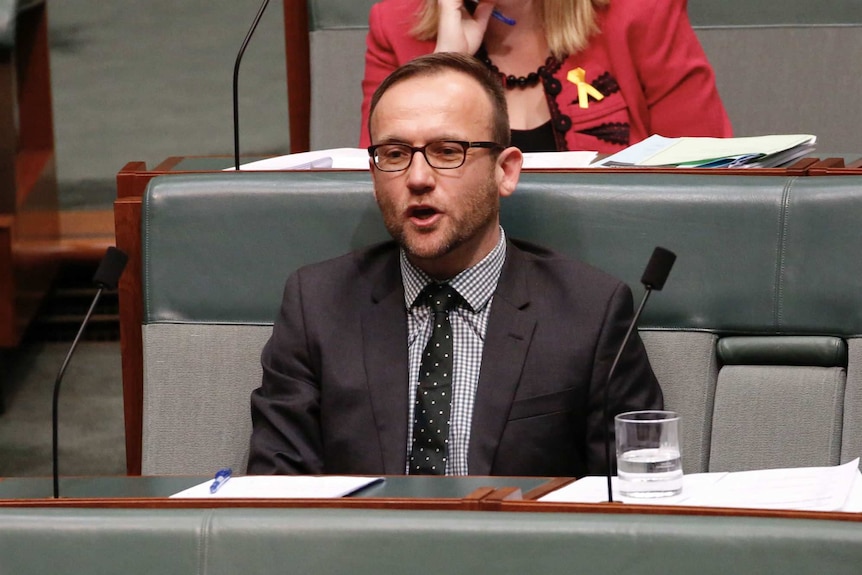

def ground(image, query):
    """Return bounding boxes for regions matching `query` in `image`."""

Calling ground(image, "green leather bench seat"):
[140,172,862,476]
[3,507,862,575]
[144,172,862,335]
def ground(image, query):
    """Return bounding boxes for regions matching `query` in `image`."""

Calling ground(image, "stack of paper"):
[596,134,817,169]
[539,458,861,512]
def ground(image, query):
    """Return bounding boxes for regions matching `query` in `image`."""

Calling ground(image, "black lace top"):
[510,121,557,152]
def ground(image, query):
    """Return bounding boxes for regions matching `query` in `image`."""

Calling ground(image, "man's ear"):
[496,146,523,198]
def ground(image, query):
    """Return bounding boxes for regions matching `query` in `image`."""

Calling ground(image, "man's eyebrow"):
[372,138,410,145]
[376,136,466,144]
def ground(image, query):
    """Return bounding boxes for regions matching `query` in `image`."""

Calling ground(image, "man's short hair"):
[367,52,511,147]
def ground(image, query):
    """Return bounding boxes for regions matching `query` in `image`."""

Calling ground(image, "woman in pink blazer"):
[360,0,732,152]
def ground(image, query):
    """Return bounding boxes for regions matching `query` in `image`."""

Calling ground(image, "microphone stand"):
[603,289,654,504]
[52,247,128,498]
[51,287,107,498]
[603,247,676,503]
[233,0,271,170]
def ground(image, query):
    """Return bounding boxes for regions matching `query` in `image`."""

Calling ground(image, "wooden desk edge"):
[0,484,508,511]
[5,493,859,523]
[492,499,862,522]
[0,496,476,510]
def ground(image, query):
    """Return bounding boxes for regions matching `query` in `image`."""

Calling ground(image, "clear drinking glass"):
[615,410,683,498]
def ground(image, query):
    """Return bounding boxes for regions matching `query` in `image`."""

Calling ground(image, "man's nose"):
[405,149,435,191]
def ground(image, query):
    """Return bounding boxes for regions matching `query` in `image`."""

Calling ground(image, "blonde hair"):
[411,0,611,59]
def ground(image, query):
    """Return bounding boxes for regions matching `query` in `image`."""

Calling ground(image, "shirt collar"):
[401,228,507,313]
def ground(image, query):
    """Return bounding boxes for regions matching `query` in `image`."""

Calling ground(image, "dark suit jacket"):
[248,239,662,477]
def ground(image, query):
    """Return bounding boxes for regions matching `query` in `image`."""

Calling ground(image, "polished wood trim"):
[493,499,862,522]
[283,0,311,153]
[18,209,114,263]
[0,3,59,348]
[55,210,114,262]
[812,157,846,170]
[1,152,58,347]
[0,223,13,345]
[4,486,860,523]
[0,485,500,510]
[461,486,498,511]
[0,497,479,510]
[15,3,55,153]
[115,196,145,475]
[807,156,862,175]
[478,486,524,511]
[492,477,862,521]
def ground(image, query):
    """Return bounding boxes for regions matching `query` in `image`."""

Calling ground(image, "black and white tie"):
[409,283,460,475]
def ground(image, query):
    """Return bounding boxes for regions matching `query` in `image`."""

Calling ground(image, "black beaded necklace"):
[477,48,557,90]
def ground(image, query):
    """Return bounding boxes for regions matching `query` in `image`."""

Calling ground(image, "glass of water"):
[615,410,682,498]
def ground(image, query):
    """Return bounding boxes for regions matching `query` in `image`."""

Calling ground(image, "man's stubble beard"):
[381,178,500,263]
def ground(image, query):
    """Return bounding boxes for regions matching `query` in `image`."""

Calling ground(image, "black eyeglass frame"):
[367,140,504,172]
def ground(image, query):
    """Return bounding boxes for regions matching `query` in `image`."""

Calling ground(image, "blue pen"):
[490,9,516,26]
[465,1,516,27]
[210,467,232,494]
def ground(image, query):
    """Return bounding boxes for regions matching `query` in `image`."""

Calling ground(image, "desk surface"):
[4,474,862,524]
[0,475,553,504]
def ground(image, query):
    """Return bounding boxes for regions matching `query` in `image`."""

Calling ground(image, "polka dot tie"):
[409,283,460,475]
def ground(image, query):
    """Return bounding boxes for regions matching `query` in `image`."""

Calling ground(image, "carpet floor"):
[0,341,125,477]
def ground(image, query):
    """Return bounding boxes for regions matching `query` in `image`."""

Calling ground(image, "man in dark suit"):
[247,52,662,478]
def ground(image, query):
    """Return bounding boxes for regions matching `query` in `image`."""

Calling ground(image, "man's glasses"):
[368,140,504,172]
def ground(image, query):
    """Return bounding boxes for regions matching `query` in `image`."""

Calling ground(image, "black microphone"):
[52,247,128,498]
[603,247,676,503]
[233,0,272,170]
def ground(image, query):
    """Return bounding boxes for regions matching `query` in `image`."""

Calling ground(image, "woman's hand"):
[434,0,495,54]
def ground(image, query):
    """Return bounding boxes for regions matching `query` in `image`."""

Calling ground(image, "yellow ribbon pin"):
[566,67,604,109]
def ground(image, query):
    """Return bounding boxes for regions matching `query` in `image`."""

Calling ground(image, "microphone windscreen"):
[640,247,676,290]
[92,246,129,289]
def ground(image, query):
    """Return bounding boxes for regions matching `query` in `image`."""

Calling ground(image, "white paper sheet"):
[228,149,599,171]
[521,151,598,168]
[227,148,371,171]
[540,459,861,512]
[169,475,383,499]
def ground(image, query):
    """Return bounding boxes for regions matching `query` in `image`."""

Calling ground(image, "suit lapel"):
[468,245,536,475]
[360,248,410,474]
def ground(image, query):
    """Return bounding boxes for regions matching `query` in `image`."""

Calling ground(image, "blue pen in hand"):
[210,468,232,494]
[490,9,516,26]
[465,1,516,26]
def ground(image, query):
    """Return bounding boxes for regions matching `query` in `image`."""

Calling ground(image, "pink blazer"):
[359,0,732,152]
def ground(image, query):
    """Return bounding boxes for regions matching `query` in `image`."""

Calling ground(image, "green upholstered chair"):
[689,0,862,154]
[138,171,862,476]
[283,0,375,152]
